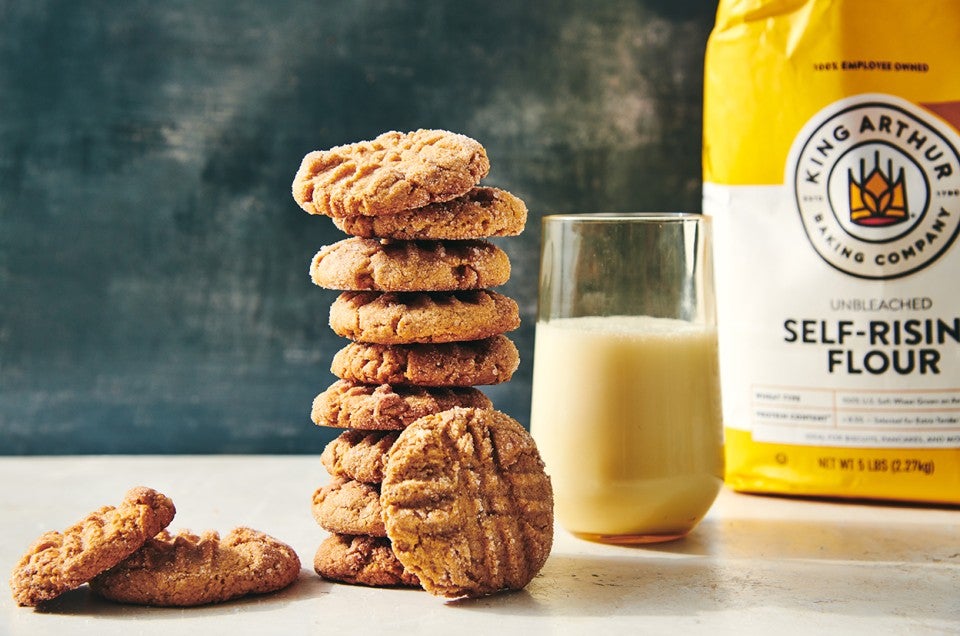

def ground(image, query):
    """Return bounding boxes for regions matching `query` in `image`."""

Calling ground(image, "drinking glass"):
[530,213,724,544]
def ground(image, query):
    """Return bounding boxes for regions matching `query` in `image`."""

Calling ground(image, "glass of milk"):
[530,213,723,544]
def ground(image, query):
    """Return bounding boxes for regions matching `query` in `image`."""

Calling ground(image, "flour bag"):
[703,0,960,503]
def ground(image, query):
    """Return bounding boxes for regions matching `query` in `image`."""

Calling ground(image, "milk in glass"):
[530,315,724,542]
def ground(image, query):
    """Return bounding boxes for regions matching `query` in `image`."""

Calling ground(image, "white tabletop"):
[0,455,957,635]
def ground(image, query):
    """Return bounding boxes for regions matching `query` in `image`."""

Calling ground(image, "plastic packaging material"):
[703,0,960,503]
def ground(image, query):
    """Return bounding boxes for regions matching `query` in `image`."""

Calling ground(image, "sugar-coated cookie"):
[331,335,519,387]
[311,478,385,537]
[312,380,492,431]
[332,187,527,240]
[381,408,553,599]
[90,527,300,606]
[292,129,488,218]
[329,290,520,344]
[10,487,176,606]
[310,238,510,292]
[314,534,420,588]
[321,430,399,484]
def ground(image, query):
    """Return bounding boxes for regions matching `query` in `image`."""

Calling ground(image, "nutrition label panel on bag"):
[750,385,960,447]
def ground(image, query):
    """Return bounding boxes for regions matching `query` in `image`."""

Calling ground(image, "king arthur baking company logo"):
[848,151,908,227]
[790,94,960,279]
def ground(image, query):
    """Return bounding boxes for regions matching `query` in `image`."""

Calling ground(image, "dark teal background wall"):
[0,1,716,453]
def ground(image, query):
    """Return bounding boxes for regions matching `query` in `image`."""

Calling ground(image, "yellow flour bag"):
[703,0,960,503]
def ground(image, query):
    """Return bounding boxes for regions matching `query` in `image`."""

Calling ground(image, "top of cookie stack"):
[293,129,526,237]
[292,129,552,599]
[292,129,528,430]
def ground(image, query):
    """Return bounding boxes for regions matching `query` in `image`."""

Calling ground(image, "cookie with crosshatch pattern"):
[311,478,386,537]
[328,290,520,345]
[332,186,527,240]
[330,335,519,387]
[90,527,300,606]
[313,534,419,588]
[312,380,492,431]
[10,487,176,606]
[381,407,553,599]
[321,429,398,484]
[310,237,510,292]
[292,129,489,218]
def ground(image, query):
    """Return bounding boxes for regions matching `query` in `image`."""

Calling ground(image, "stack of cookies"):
[291,130,553,598]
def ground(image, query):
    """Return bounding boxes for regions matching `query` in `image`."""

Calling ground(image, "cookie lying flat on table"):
[321,429,399,484]
[10,487,176,607]
[90,527,300,607]
[332,187,527,240]
[329,290,520,345]
[312,380,492,431]
[311,478,386,537]
[292,129,489,218]
[314,534,419,588]
[310,238,510,292]
[331,335,520,387]
[381,408,554,599]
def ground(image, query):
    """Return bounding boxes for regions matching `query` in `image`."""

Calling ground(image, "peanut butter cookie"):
[90,527,300,606]
[381,408,554,599]
[321,430,399,484]
[311,380,492,431]
[310,238,510,292]
[292,129,489,218]
[313,534,419,588]
[332,187,527,240]
[10,486,176,606]
[331,336,519,387]
[311,478,385,537]
[329,290,520,345]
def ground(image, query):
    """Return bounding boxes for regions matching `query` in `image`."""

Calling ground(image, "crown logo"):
[848,151,908,227]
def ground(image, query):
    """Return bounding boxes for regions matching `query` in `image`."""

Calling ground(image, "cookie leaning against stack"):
[293,129,553,598]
